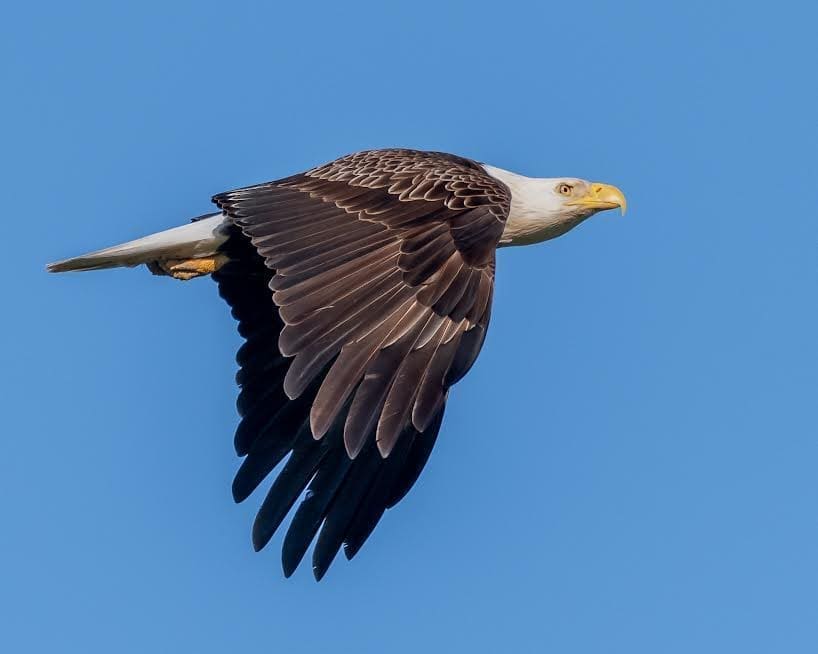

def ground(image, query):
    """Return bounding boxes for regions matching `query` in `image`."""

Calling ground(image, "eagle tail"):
[46,214,227,273]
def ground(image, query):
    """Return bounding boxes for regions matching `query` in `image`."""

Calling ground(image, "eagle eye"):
[557,183,573,196]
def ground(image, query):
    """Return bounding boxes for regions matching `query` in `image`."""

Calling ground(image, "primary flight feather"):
[48,148,626,580]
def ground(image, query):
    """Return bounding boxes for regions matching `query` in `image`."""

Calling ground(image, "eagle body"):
[48,149,626,579]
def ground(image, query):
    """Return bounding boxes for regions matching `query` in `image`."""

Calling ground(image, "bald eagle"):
[48,149,626,580]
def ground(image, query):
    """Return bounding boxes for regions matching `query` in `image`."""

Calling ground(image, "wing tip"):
[312,563,329,582]
[251,524,271,553]
[282,559,298,578]
[231,471,254,504]
[342,542,358,561]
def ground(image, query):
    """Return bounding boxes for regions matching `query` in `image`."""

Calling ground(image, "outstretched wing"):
[212,149,510,578]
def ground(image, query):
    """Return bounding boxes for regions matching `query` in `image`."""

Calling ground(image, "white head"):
[482,165,627,247]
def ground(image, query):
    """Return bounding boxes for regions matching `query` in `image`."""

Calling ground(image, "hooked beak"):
[567,182,627,215]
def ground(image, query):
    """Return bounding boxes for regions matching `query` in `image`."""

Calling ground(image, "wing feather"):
[312,446,382,572]
[211,149,511,578]
[309,298,425,438]
[375,321,450,456]
[281,439,352,577]
[412,332,462,431]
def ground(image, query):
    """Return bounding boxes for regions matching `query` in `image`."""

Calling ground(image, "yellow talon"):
[148,255,228,280]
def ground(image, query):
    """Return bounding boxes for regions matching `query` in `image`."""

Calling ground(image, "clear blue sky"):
[3,1,816,652]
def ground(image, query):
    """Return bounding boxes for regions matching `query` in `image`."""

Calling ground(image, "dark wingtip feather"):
[280,441,353,578]
[282,557,298,578]
[251,437,327,553]
[314,443,383,567]
[312,563,329,582]
[231,425,300,504]
[342,535,366,561]
[386,408,445,509]
[252,531,266,553]
[232,476,248,504]
[310,523,343,579]
[251,516,274,553]
[340,429,416,561]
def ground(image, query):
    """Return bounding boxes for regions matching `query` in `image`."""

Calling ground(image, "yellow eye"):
[558,183,573,196]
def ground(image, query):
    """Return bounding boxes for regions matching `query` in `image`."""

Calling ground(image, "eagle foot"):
[148,255,228,281]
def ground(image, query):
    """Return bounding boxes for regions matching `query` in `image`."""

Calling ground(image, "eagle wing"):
[212,149,511,578]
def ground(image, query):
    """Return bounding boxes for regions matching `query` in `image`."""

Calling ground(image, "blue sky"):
[3,1,816,652]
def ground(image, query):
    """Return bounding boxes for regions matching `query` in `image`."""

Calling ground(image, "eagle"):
[48,149,626,580]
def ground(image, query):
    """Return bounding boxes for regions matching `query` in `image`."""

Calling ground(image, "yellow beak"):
[567,182,627,215]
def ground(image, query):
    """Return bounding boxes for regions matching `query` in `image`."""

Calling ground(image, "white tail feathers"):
[47,214,228,273]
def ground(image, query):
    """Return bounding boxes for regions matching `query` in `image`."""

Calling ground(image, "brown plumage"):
[212,149,510,578]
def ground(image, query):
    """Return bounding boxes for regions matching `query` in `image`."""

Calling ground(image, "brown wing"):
[212,149,510,579]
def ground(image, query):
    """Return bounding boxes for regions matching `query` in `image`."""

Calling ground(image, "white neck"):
[482,165,591,247]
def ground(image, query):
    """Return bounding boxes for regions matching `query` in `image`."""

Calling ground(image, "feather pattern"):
[211,149,510,578]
